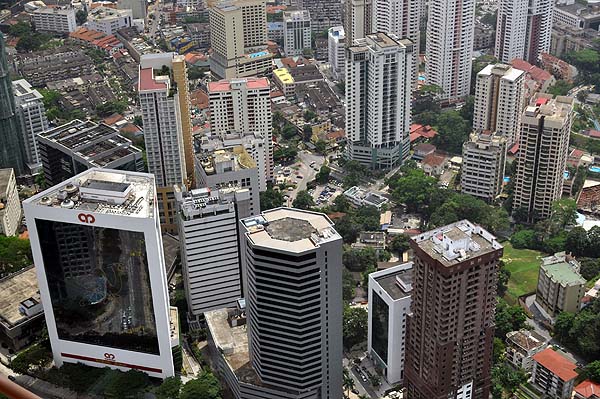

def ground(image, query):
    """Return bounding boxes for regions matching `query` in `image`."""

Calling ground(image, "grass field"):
[502,243,544,304]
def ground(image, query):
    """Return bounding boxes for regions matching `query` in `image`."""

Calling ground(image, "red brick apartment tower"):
[405,220,503,399]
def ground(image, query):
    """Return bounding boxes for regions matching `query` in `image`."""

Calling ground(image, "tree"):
[343,268,356,302]
[432,111,470,154]
[343,247,378,272]
[0,236,33,277]
[315,139,328,154]
[579,258,600,280]
[554,311,576,343]
[343,306,368,350]
[389,234,410,255]
[548,80,573,96]
[95,101,127,117]
[315,165,330,184]
[551,198,577,229]
[9,22,31,37]
[332,194,351,213]
[156,377,182,399]
[497,261,511,298]
[76,9,88,25]
[180,371,221,399]
[304,110,317,121]
[9,343,51,374]
[494,298,527,339]
[260,188,284,211]
[459,96,475,125]
[105,369,149,399]
[133,115,143,127]
[510,229,536,249]
[273,146,298,163]
[292,190,315,210]
[335,215,361,244]
[493,337,505,365]
[172,345,183,372]
[281,123,298,140]
[369,374,381,387]
[566,226,589,256]
[343,368,355,397]
[582,360,600,383]
[389,169,438,213]
[491,364,527,396]
[362,264,376,287]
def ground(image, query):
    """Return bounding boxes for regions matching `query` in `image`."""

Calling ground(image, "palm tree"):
[343,368,355,398]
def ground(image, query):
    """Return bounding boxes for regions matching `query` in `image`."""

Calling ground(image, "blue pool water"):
[564,170,570,179]
[249,51,268,58]
[590,166,600,173]
[418,76,426,81]
[503,177,510,183]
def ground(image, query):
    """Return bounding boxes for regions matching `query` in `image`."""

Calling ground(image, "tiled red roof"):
[574,380,600,398]
[533,348,578,382]
[103,113,124,126]
[508,143,519,155]
[326,130,345,140]
[570,149,584,158]
[589,130,600,139]
[414,143,436,153]
[138,68,167,91]
[423,153,446,167]
[208,78,269,92]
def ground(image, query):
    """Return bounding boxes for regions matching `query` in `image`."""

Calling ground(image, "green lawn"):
[502,243,544,304]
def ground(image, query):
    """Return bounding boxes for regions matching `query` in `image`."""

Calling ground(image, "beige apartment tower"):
[512,94,573,222]
[209,0,272,79]
[461,131,507,203]
[344,0,372,45]
[473,64,526,146]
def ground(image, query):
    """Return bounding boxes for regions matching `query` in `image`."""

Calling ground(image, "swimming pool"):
[590,166,600,174]
[418,76,426,81]
[503,177,510,183]
[564,170,570,179]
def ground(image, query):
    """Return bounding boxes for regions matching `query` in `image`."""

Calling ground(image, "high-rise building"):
[118,0,146,19]
[405,220,503,399]
[32,6,77,33]
[495,0,553,64]
[328,26,346,80]
[24,169,177,378]
[372,0,420,81]
[208,0,273,79]
[36,120,145,187]
[239,208,343,398]
[283,10,311,56]
[0,168,23,237]
[461,131,507,203]
[473,64,526,146]
[12,79,48,171]
[208,78,272,186]
[175,186,251,320]
[346,33,413,169]
[0,34,26,176]
[138,55,188,233]
[368,262,413,385]
[425,0,475,102]
[344,0,372,45]
[299,0,342,33]
[513,94,573,222]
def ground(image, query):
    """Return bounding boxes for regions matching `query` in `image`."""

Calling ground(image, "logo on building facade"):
[78,213,96,224]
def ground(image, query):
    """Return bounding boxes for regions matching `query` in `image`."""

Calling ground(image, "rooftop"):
[506,329,547,351]
[242,208,341,253]
[12,79,43,102]
[541,262,585,286]
[574,380,600,399]
[373,263,413,300]
[412,220,502,267]
[283,9,310,21]
[25,169,156,218]
[0,169,13,197]
[523,94,574,122]
[0,267,42,329]
[533,348,578,381]
[138,67,168,91]
[208,77,270,93]
[479,63,525,81]
[37,120,142,168]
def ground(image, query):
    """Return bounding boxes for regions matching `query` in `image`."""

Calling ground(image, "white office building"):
[87,6,133,35]
[425,0,475,102]
[328,26,345,80]
[283,10,311,56]
[513,94,573,222]
[0,169,22,237]
[138,58,187,233]
[12,79,48,170]
[461,131,507,203]
[176,186,251,319]
[368,262,413,385]
[495,0,553,64]
[240,208,343,399]
[346,33,413,169]
[372,0,420,81]
[23,169,177,378]
[208,78,272,185]
[474,64,526,146]
[32,6,77,33]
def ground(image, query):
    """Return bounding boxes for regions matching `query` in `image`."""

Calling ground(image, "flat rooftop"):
[412,220,502,267]
[541,262,585,286]
[242,208,341,253]
[26,169,155,218]
[507,329,547,351]
[0,267,41,329]
[375,268,413,300]
[204,308,259,385]
[208,78,270,93]
[38,120,142,167]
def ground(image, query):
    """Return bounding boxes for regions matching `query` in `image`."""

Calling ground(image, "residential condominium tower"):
[461,131,507,202]
[176,186,252,321]
[344,0,372,45]
[495,0,553,64]
[208,78,272,186]
[138,56,187,234]
[346,33,413,169]
[0,34,26,175]
[24,169,177,378]
[328,26,346,80]
[512,94,573,222]
[240,208,343,398]
[425,0,475,102]
[12,79,48,171]
[473,64,526,146]
[209,0,273,79]
[405,220,503,399]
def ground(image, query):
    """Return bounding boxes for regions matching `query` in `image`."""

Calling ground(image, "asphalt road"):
[350,365,378,398]
[282,150,325,206]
